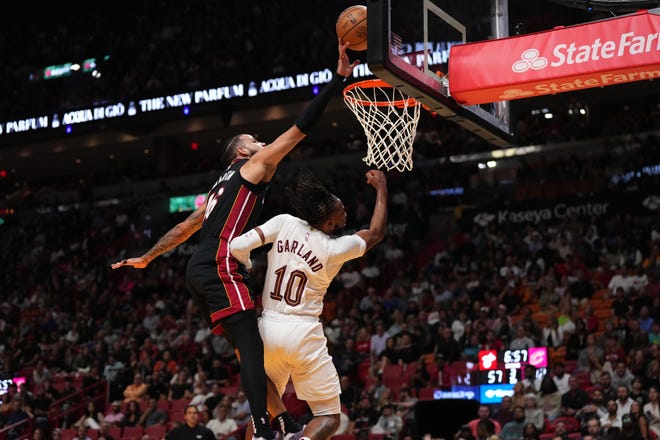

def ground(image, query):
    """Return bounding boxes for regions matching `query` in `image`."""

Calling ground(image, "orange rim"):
[343,79,419,108]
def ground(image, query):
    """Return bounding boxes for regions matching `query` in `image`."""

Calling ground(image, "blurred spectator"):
[206,405,238,440]
[552,362,571,395]
[477,419,502,440]
[585,417,607,440]
[168,368,193,401]
[32,360,51,387]
[189,380,213,411]
[370,404,403,440]
[123,400,142,427]
[349,396,379,439]
[522,365,542,393]
[98,421,117,440]
[618,413,641,440]
[138,397,167,428]
[522,422,540,440]
[370,323,390,362]
[31,427,47,440]
[203,382,226,414]
[561,375,589,418]
[468,405,502,438]
[611,361,635,390]
[599,371,619,403]
[123,373,148,403]
[102,400,125,427]
[643,386,660,438]
[628,401,649,440]
[539,374,562,422]
[510,326,536,351]
[5,398,33,439]
[616,386,634,417]
[524,393,544,430]
[455,424,476,440]
[72,400,102,430]
[165,405,215,440]
[492,396,515,427]
[600,399,622,431]
[72,425,93,440]
[229,390,251,426]
[552,421,569,440]
[511,382,527,409]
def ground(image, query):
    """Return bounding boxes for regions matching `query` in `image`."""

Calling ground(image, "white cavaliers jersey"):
[258,214,366,318]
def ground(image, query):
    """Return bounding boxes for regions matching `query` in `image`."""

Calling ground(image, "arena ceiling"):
[0,0,658,186]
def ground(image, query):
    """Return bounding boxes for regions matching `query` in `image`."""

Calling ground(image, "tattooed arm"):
[110,201,207,269]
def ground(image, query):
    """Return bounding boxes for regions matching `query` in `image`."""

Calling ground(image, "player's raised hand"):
[365,169,386,189]
[111,257,149,270]
[337,37,360,77]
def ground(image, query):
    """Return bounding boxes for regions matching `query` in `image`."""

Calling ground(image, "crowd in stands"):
[0,118,658,440]
[0,2,659,440]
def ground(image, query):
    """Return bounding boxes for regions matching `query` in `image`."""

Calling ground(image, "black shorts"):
[185,248,256,331]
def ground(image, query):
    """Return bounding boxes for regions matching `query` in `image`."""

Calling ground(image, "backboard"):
[367,0,515,146]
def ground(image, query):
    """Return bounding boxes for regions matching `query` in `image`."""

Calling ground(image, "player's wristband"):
[294,74,345,134]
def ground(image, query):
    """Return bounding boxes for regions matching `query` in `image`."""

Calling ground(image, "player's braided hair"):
[286,169,339,228]
[219,134,243,169]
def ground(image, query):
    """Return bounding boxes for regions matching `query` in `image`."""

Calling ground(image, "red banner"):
[448,9,660,105]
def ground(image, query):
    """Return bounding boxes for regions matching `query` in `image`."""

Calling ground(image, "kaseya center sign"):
[449,9,660,105]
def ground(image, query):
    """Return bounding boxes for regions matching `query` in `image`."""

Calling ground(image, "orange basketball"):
[336,5,367,51]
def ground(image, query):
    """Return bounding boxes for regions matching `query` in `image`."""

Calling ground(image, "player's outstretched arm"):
[229,215,288,269]
[110,201,207,269]
[355,170,388,252]
[240,38,360,184]
[228,227,264,270]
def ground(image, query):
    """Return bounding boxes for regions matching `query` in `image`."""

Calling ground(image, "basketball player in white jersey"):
[229,168,387,440]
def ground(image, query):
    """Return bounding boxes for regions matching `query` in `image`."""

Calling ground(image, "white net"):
[343,80,421,172]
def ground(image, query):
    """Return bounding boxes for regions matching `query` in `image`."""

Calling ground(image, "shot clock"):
[432,347,549,403]
[476,347,548,403]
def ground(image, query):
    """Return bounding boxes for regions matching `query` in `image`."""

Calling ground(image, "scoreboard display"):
[440,347,548,404]
[477,347,548,403]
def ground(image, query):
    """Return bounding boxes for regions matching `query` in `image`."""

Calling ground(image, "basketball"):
[336,5,367,51]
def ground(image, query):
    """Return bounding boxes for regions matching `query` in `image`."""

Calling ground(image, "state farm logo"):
[512,49,548,73]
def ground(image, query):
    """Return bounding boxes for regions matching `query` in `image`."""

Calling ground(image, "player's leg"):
[243,378,302,440]
[268,378,303,437]
[288,325,342,440]
[220,309,274,440]
[257,317,303,438]
[301,398,341,440]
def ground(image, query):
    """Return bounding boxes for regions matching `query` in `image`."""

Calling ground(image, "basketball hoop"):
[343,79,421,172]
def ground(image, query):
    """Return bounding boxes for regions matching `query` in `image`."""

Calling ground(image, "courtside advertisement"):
[448,9,660,104]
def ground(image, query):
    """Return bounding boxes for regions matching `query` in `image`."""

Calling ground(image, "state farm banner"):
[448,9,660,105]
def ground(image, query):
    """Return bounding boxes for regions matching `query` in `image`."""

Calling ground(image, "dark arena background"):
[0,1,659,439]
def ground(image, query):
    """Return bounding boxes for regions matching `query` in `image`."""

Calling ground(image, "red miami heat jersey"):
[185,159,268,323]
[198,159,267,244]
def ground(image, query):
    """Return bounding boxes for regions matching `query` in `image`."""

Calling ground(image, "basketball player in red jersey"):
[111,39,359,440]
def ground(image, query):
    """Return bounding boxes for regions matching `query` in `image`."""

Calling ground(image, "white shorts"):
[258,311,341,416]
